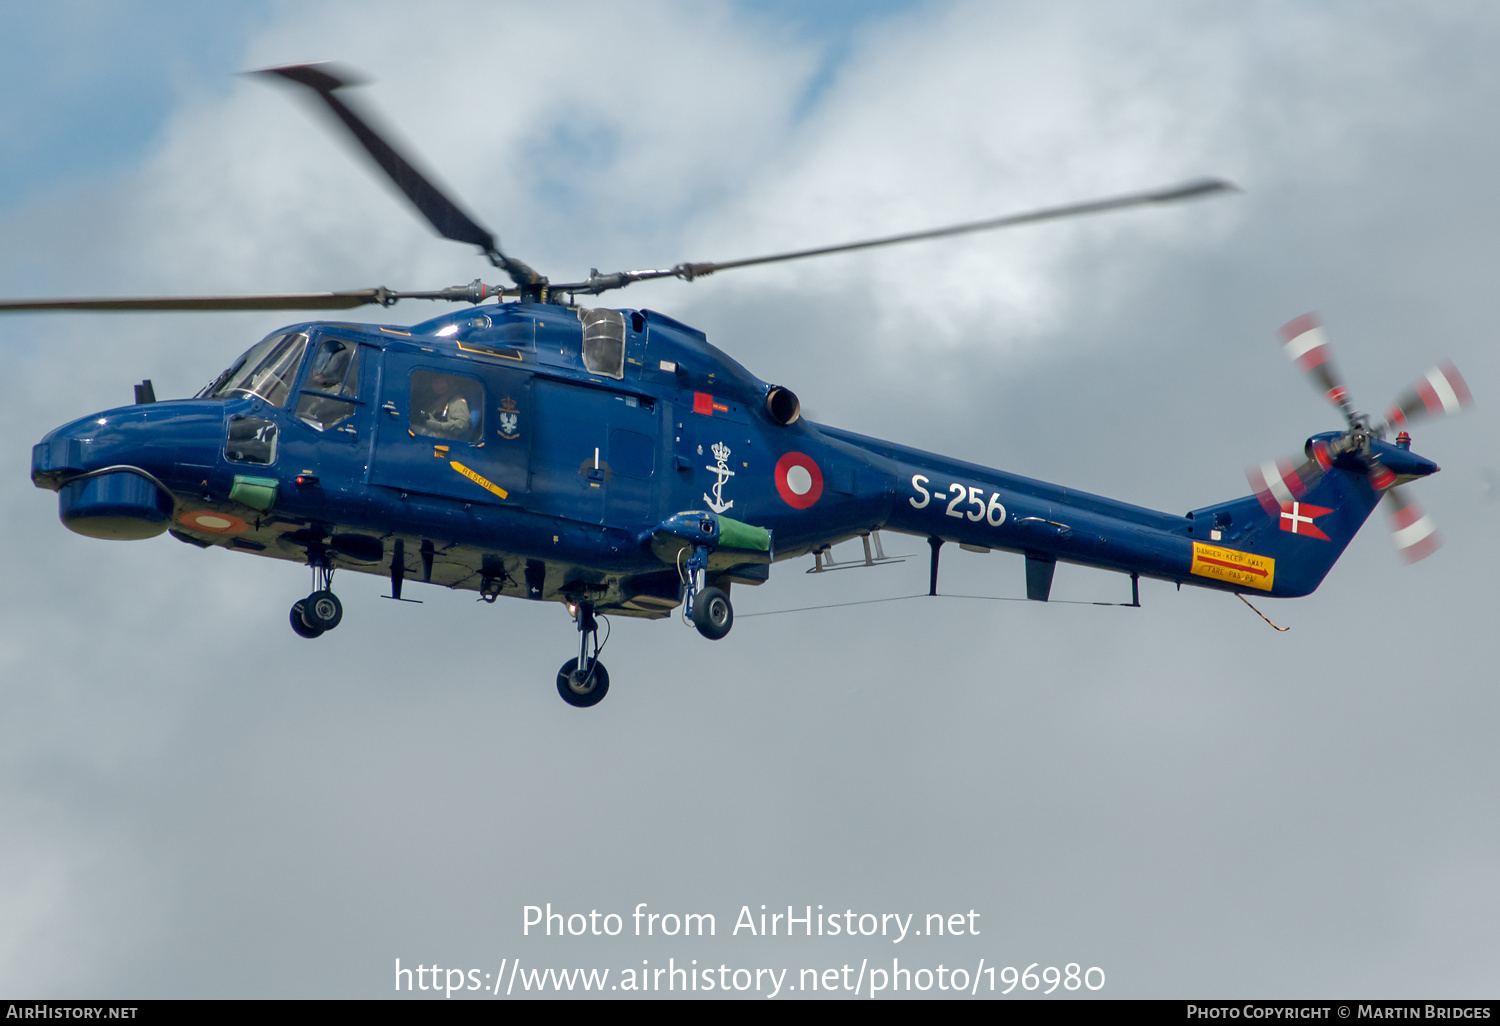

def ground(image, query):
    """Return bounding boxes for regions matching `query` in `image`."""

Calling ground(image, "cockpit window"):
[296,339,361,431]
[303,339,359,397]
[209,332,309,407]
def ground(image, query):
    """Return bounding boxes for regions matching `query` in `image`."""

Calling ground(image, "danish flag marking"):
[1279,501,1332,541]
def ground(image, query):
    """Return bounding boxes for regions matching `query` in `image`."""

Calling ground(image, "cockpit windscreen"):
[207,332,309,407]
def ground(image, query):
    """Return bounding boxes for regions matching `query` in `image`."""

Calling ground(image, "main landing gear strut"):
[556,601,610,708]
[682,544,734,641]
[290,559,343,639]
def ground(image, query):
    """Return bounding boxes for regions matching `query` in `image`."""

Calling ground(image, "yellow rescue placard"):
[450,460,508,500]
[1191,542,1274,592]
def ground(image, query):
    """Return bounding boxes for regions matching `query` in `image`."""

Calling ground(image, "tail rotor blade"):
[1383,361,1472,430]
[1247,456,1321,516]
[1386,485,1441,562]
[1279,313,1353,420]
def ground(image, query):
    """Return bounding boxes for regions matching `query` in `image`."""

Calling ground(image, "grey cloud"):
[2,0,1498,998]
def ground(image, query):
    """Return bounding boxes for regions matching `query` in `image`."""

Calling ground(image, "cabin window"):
[457,319,535,360]
[409,369,483,443]
[581,309,626,379]
[225,415,278,464]
[296,339,360,431]
[210,332,308,407]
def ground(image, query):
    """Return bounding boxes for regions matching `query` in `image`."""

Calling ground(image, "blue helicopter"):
[11,65,1471,706]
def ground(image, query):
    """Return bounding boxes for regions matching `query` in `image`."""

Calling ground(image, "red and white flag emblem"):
[1279,501,1333,540]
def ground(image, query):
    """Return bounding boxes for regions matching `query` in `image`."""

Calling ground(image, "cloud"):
[3,0,1499,998]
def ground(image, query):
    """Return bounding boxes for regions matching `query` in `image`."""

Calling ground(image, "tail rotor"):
[1248,313,1469,564]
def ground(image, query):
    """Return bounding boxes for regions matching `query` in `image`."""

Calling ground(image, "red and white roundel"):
[178,510,249,535]
[774,451,823,509]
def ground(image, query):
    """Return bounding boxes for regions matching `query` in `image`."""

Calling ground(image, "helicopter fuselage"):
[31,301,1436,628]
[8,62,1460,708]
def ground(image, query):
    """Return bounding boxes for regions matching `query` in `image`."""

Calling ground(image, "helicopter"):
[10,64,1472,707]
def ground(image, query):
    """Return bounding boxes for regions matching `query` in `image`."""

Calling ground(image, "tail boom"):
[820,426,1404,600]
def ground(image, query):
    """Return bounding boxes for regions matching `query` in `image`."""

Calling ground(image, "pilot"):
[416,374,471,439]
[308,341,353,394]
[296,340,358,430]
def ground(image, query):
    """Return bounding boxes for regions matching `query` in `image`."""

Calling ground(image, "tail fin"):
[1189,465,1382,597]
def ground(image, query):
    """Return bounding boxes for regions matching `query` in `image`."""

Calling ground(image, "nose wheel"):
[289,559,343,639]
[290,590,343,638]
[290,600,324,638]
[556,657,610,707]
[557,601,609,707]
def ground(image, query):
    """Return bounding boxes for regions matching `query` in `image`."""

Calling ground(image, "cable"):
[737,593,930,618]
[593,613,612,659]
[738,591,1142,619]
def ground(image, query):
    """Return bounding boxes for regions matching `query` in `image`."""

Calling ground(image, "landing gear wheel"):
[556,657,610,708]
[290,601,324,639]
[302,589,343,630]
[691,586,733,640]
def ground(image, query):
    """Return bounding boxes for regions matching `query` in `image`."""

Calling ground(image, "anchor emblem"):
[704,441,735,514]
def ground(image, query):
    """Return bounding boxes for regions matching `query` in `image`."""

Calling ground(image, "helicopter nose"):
[36,402,226,488]
[32,414,175,539]
[34,402,235,540]
[32,420,93,491]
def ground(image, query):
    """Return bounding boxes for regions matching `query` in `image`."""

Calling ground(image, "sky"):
[2,0,1498,1000]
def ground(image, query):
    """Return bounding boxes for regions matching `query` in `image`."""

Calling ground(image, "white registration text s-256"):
[909,474,1007,527]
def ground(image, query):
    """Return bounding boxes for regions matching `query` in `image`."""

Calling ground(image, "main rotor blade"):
[0,281,518,315]
[557,177,1237,295]
[0,290,395,313]
[256,63,541,288]
[697,178,1237,275]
